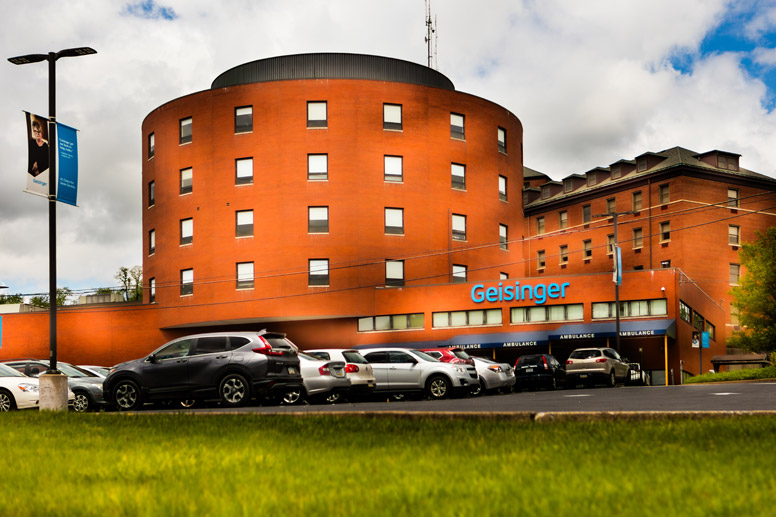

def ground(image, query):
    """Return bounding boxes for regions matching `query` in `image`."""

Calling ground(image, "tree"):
[728,227,776,354]
[28,288,73,308]
[115,266,143,301]
[0,293,24,304]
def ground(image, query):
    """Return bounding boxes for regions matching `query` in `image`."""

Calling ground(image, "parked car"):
[362,348,479,400]
[306,349,376,398]
[565,347,630,387]
[420,347,475,366]
[470,356,516,395]
[77,365,111,378]
[2,359,107,412]
[0,363,40,411]
[104,331,302,410]
[513,354,566,391]
[279,353,350,404]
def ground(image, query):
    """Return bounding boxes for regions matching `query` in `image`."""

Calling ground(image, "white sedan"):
[0,363,40,411]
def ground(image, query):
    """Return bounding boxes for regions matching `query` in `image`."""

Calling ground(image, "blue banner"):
[57,122,78,206]
[613,245,622,285]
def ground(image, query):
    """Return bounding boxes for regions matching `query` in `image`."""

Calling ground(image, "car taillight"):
[319,364,332,376]
[488,365,503,373]
[566,360,573,365]
[252,336,284,356]
[595,358,607,363]
[345,364,359,373]
[542,356,549,371]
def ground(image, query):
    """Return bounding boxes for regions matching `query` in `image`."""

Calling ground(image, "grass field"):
[1,413,774,516]
[685,365,776,384]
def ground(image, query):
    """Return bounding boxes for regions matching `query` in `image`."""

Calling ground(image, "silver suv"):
[362,348,479,399]
[565,347,630,387]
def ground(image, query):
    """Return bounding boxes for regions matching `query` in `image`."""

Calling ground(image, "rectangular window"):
[582,205,591,224]
[452,264,467,283]
[611,164,621,179]
[383,104,402,130]
[179,117,192,144]
[583,239,592,259]
[236,210,254,237]
[537,216,545,235]
[450,113,465,139]
[180,218,193,245]
[587,172,596,186]
[309,259,329,286]
[308,206,329,233]
[385,208,404,235]
[718,155,739,171]
[560,245,568,264]
[148,181,155,207]
[452,214,467,241]
[235,158,253,185]
[451,163,466,190]
[499,224,508,250]
[660,221,670,242]
[659,184,670,204]
[541,185,551,199]
[679,301,691,323]
[385,260,404,287]
[149,229,155,255]
[308,154,328,181]
[592,299,668,319]
[235,106,252,133]
[148,133,155,159]
[384,155,403,182]
[149,278,156,303]
[500,272,509,280]
[236,262,254,289]
[607,234,615,254]
[637,157,647,172]
[606,198,616,214]
[563,179,573,193]
[559,211,568,229]
[661,259,671,268]
[180,168,193,195]
[497,127,506,153]
[537,250,545,269]
[359,313,424,332]
[511,304,584,323]
[633,228,643,249]
[694,312,705,332]
[706,321,716,341]
[729,225,740,245]
[180,269,193,296]
[730,263,740,284]
[499,175,507,201]
[728,188,740,208]
[307,101,327,128]
[632,191,642,211]
[433,309,501,328]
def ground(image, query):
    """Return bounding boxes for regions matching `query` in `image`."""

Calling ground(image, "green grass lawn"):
[685,365,776,384]
[1,413,774,516]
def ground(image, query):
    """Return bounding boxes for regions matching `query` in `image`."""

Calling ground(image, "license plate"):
[580,373,588,378]
[525,368,534,373]
[288,367,297,374]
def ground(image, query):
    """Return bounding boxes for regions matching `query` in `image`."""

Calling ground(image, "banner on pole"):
[24,111,50,198]
[57,122,79,206]
[613,245,622,285]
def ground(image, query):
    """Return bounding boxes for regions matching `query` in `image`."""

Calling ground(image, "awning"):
[447,331,549,350]
[548,319,676,341]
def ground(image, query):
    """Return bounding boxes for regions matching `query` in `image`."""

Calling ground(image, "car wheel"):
[470,378,484,397]
[550,376,558,391]
[426,375,451,400]
[282,388,305,405]
[219,373,249,408]
[113,379,142,411]
[608,370,616,388]
[325,392,341,404]
[180,399,197,408]
[0,390,16,412]
[73,391,92,413]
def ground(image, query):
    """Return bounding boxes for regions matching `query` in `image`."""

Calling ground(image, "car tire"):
[73,391,92,413]
[0,389,16,412]
[470,377,484,397]
[325,392,341,404]
[426,375,451,400]
[219,373,249,408]
[180,399,197,408]
[113,379,142,411]
[550,376,558,391]
[282,388,305,405]
[608,370,616,388]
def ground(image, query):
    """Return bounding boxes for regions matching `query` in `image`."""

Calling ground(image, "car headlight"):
[17,383,39,393]
[454,366,467,373]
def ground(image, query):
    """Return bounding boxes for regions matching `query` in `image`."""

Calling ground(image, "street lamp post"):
[8,47,96,410]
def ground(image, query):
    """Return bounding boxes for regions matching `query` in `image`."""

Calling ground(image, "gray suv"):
[104,331,302,410]
[565,347,630,387]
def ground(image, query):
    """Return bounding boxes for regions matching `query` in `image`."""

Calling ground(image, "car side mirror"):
[147,355,157,364]
[408,357,418,365]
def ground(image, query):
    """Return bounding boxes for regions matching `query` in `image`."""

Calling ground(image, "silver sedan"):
[281,353,350,404]
[471,356,516,395]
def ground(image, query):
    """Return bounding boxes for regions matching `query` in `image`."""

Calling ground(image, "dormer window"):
[718,154,739,171]
[611,164,621,179]
[541,185,551,199]
[587,172,596,187]
[563,179,573,193]
[637,157,648,172]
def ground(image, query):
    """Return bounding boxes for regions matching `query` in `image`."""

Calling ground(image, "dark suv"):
[514,354,566,391]
[104,331,302,410]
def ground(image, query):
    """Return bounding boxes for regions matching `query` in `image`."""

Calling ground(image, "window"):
[694,312,705,332]
[385,260,404,287]
[307,101,327,128]
[606,198,616,214]
[718,155,739,171]
[660,221,670,242]
[632,191,642,211]
[433,309,501,328]
[179,117,192,144]
[728,188,740,208]
[559,245,568,264]
[659,184,670,204]
[235,158,253,185]
[236,262,254,289]
[149,229,155,255]
[308,154,328,181]
[500,272,509,280]
[180,168,193,195]
[385,208,404,235]
[450,113,465,139]
[149,278,156,303]
[537,250,546,269]
[730,263,740,285]
[637,156,647,172]
[499,175,507,201]
[497,127,506,153]
[180,269,193,296]
[661,260,671,268]
[679,301,691,323]
[541,185,551,199]
[384,156,403,182]
[611,164,621,179]
[148,181,155,207]
[234,106,252,133]
[731,306,740,326]
[308,206,329,233]
[148,133,155,159]
[236,210,253,237]
[582,204,591,223]
[309,259,329,286]
[499,224,508,250]
[633,228,643,249]
[583,239,592,259]
[537,216,545,235]
[729,225,740,245]
[559,211,568,229]
[180,218,193,245]
[452,214,466,241]
[451,163,466,190]
[707,321,716,340]
[607,234,615,254]
[511,304,583,323]
[592,299,668,319]
[563,179,573,193]
[587,172,596,186]
[359,313,424,332]
[452,264,467,283]
[383,104,402,130]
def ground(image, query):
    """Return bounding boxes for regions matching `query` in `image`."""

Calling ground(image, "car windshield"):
[570,349,602,359]
[408,350,439,362]
[452,350,471,360]
[58,363,97,377]
[298,352,321,361]
[517,355,544,366]
[0,364,25,377]
[342,351,368,364]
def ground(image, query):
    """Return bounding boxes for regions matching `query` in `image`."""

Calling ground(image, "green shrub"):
[684,365,776,384]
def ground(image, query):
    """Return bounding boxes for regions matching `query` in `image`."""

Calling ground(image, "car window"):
[156,339,195,360]
[389,351,415,364]
[570,349,601,360]
[0,363,26,377]
[228,337,251,350]
[452,350,471,360]
[342,351,367,364]
[603,349,617,360]
[58,363,94,377]
[364,351,389,363]
[298,352,320,361]
[425,351,442,359]
[262,335,296,351]
[517,355,542,366]
[308,352,330,360]
[408,350,439,362]
[194,337,229,355]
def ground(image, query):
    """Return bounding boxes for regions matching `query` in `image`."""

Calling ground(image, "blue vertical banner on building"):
[57,122,79,206]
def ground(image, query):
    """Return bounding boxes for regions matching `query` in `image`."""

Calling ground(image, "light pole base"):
[39,373,69,411]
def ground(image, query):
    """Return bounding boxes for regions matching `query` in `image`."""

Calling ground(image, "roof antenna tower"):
[425,0,437,69]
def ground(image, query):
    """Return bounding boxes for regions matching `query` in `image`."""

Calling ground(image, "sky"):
[1,0,775,298]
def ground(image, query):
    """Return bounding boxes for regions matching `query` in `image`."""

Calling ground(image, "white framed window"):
[236,210,254,237]
[632,191,642,211]
[559,211,568,229]
[307,101,327,128]
[383,104,402,130]
[497,127,506,153]
[309,259,329,286]
[384,155,403,182]
[148,133,155,159]
[236,262,254,289]
[728,188,740,208]
[385,208,404,235]
[660,221,671,242]
[236,158,253,185]
[633,228,643,249]
[659,184,670,204]
[179,117,192,144]
[499,224,508,250]
[452,264,467,283]
[537,217,545,235]
[450,113,465,139]
[308,206,329,233]
[385,260,404,287]
[729,225,740,245]
[537,250,545,269]
[452,214,466,241]
[180,168,193,195]
[583,239,592,259]
[560,245,568,264]
[308,154,328,180]
[730,263,740,285]
[180,268,193,296]
[149,277,156,303]
[500,272,509,280]
[498,175,507,201]
[180,218,193,245]
[149,229,155,255]
[451,163,466,190]
[235,106,252,133]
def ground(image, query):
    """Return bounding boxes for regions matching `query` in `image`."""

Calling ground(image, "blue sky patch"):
[123,0,177,21]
